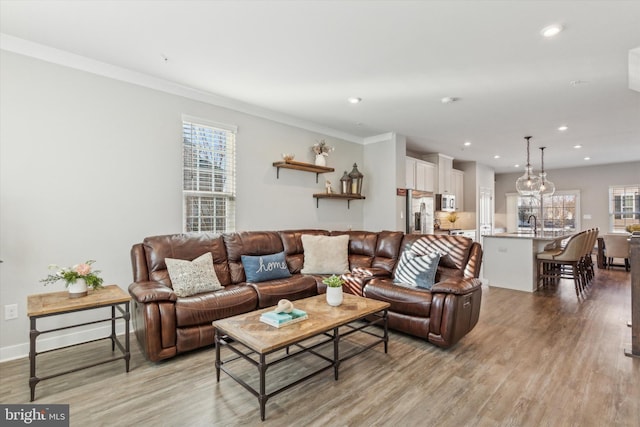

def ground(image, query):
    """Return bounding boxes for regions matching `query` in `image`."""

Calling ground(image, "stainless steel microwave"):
[436,194,456,212]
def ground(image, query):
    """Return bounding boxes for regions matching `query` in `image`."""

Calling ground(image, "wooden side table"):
[27,285,131,401]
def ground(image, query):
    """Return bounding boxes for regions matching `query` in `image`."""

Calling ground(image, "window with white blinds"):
[609,185,640,232]
[182,116,236,233]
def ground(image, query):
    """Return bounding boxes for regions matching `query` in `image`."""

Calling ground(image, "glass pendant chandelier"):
[538,146,555,196]
[515,136,542,197]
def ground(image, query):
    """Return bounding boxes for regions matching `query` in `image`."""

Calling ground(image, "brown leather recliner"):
[129,230,483,362]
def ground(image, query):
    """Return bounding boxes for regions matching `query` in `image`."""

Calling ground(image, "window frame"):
[609,184,640,232]
[181,115,237,234]
[506,190,581,233]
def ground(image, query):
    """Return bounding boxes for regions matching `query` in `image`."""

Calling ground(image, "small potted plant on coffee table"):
[322,274,345,306]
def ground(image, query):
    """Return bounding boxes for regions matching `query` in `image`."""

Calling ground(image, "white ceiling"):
[1,0,639,173]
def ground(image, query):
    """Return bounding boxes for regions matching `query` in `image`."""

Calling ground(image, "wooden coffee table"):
[212,293,390,420]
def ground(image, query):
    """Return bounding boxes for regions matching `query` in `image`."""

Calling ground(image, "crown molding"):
[1,33,365,144]
[363,132,396,145]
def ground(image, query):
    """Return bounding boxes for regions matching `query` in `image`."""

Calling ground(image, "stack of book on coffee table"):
[260,308,308,328]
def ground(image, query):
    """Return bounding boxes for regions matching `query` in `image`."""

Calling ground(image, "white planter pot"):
[326,286,343,306]
[68,278,88,298]
[315,154,327,167]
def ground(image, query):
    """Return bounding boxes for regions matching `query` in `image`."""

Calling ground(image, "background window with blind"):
[609,185,640,232]
[182,116,236,233]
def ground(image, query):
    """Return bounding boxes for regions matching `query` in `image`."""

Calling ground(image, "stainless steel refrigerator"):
[406,189,434,234]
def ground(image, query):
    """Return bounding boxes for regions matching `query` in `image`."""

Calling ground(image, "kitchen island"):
[482,231,573,292]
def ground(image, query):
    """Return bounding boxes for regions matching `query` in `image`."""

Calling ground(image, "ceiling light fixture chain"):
[538,146,556,196]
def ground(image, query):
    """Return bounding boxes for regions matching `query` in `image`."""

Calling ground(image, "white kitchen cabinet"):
[423,153,454,194]
[406,157,417,189]
[452,169,464,211]
[416,161,435,192]
[406,157,435,191]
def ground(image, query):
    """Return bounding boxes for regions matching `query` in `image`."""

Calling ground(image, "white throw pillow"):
[165,252,223,297]
[300,234,350,274]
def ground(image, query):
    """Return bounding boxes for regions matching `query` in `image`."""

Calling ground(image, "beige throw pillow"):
[300,234,350,274]
[165,252,223,297]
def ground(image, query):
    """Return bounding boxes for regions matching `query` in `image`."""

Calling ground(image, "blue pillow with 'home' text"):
[241,251,292,283]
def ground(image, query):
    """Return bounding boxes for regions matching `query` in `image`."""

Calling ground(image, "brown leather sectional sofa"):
[129,230,483,362]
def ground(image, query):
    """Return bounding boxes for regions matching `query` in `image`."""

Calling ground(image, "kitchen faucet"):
[527,215,537,234]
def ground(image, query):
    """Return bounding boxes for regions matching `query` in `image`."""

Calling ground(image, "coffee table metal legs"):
[333,326,340,380]
[215,329,221,382]
[383,309,388,353]
[215,310,388,421]
[259,354,267,421]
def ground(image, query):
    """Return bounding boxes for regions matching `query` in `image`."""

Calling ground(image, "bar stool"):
[582,228,598,285]
[537,231,588,297]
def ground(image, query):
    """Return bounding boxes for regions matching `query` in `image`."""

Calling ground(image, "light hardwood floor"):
[1,269,638,426]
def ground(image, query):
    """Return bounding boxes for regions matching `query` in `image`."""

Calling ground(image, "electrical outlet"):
[4,304,18,320]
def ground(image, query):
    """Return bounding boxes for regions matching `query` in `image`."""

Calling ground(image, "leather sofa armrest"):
[430,277,482,295]
[350,267,391,277]
[128,281,178,303]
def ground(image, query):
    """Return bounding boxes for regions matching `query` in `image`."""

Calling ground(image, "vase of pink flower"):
[41,260,104,298]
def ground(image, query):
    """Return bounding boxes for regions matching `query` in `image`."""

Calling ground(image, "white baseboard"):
[0,322,130,363]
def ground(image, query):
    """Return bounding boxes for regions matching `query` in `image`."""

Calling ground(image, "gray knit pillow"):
[165,252,223,297]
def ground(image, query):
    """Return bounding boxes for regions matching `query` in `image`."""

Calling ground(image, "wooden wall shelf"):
[313,193,365,209]
[273,160,334,183]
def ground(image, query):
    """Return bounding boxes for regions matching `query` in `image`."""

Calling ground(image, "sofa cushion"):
[241,251,291,282]
[278,229,330,273]
[174,284,258,327]
[165,252,223,297]
[142,233,232,287]
[330,230,378,269]
[246,275,319,308]
[364,279,433,318]
[300,234,350,274]
[371,230,404,273]
[223,231,285,284]
[401,234,473,271]
[393,250,440,289]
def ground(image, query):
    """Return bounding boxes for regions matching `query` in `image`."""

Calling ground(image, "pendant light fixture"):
[515,136,542,197]
[538,146,555,196]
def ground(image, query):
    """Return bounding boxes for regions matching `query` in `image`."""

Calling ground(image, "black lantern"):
[348,163,364,195]
[340,171,351,194]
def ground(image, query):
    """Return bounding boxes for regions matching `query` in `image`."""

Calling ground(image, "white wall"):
[0,51,368,359]
[494,161,640,231]
[363,133,406,232]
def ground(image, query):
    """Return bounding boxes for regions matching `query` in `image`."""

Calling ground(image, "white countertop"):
[486,231,573,241]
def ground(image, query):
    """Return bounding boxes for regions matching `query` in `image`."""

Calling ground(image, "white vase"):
[326,286,343,306]
[315,154,327,167]
[68,278,88,298]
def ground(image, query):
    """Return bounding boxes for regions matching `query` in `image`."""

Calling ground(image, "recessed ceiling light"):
[464,141,472,146]
[584,157,591,161]
[574,144,582,149]
[441,96,459,104]
[514,164,520,168]
[494,155,501,159]
[541,24,563,38]
[558,125,568,131]
[347,97,362,104]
